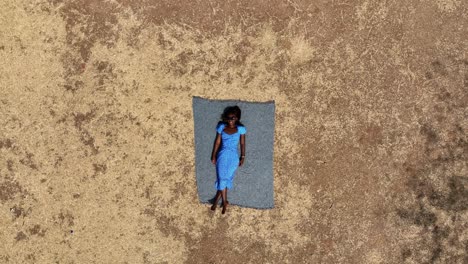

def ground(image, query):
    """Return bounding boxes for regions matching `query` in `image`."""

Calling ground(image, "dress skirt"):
[215,148,239,190]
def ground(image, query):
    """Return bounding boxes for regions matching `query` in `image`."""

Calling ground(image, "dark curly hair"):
[219,106,244,127]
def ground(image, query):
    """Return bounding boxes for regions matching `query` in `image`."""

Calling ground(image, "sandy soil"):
[0,0,467,263]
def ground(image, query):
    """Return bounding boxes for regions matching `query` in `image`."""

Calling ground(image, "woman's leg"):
[211,190,222,210]
[224,189,229,205]
[221,187,228,214]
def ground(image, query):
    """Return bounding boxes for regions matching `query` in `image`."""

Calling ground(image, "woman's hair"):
[220,106,244,126]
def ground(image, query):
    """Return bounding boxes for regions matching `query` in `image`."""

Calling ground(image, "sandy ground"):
[0,0,467,263]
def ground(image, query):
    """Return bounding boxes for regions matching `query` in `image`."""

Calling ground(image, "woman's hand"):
[211,157,217,165]
[239,157,244,167]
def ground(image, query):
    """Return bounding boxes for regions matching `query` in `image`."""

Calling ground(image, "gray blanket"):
[192,96,275,209]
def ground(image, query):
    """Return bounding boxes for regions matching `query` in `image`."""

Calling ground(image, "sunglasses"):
[226,116,238,120]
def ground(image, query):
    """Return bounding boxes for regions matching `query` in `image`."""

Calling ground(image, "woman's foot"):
[222,201,228,214]
[211,192,222,211]
[211,199,221,210]
[211,201,228,211]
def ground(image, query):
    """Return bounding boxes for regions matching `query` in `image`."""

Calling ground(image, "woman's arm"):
[211,133,221,164]
[239,134,245,166]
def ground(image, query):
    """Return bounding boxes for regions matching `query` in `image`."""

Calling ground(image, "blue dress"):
[215,123,247,190]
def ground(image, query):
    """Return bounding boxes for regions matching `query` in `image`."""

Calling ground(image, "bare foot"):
[222,201,228,214]
[211,196,222,211]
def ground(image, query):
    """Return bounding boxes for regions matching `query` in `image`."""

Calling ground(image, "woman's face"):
[225,114,238,127]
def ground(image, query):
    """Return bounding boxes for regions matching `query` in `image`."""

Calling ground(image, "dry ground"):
[1,0,467,263]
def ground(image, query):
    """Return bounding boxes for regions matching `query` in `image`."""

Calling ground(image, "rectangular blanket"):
[192,96,275,209]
